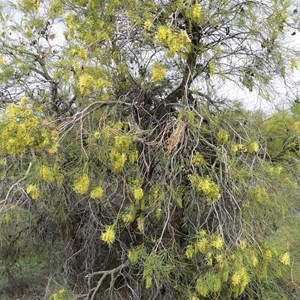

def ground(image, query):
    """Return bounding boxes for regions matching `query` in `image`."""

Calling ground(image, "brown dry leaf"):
[167,120,186,153]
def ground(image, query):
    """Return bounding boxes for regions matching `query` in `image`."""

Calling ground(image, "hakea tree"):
[0,0,299,299]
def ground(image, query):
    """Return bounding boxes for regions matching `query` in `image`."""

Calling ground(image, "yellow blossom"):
[94,131,101,139]
[129,150,139,164]
[217,129,229,143]
[113,152,127,173]
[255,186,269,203]
[291,59,298,72]
[26,184,39,200]
[0,55,6,66]
[280,252,290,266]
[196,238,208,253]
[128,250,138,263]
[73,174,90,194]
[211,236,224,250]
[192,152,205,166]
[185,244,195,259]
[195,278,209,297]
[156,25,171,44]
[197,177,221,203]
[40,165,54,182]
[123,212,136,223]
[152,64,166,82]
[90,187,104,199]
[137,217,144,233]
[134,187,144,202]
[101,226,116,245]
[156,208,163,221]
[79,74,94,95]
[192,4,203,23]
[144,19,152,31]
[79,47,88,60]
[20,96,29,107]
[209,63,215,75]
[248,141,259,153]
[251,254,258,267]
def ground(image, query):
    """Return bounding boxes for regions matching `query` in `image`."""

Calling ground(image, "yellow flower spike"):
[26,184,39,200]
[90,187,104,199]
[128,250,138,263]
[79,74,94,95]
[134,187,144,202]
[248,141,259,153]
[123,212,136,224]
[185,244,195,259]
[156,25,172,44]
[280,252,290,266]
[5,214,10,223]
[217,129,229,144]
[144,19,152,31]
[192,4,203,23]
[155,208,163,221]
[152,64,166,82]
[211,236,224,250]
[73,174,90,194]
[137,217,144,233]
[40,165,54,182]
[101,225,116,245]
[196,238,208,253]
[195,278,209,297]
[192,152,205,166]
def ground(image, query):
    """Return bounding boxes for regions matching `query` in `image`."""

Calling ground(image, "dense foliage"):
[0,0,299,299]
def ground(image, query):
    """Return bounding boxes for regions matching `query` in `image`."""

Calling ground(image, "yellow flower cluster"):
[217,129,229,144]
[128,250,139,263]
[156,26,191,55]
[197,177,221,203]
[114,135,132,151]
[129,150,139,164]
[94,131,101,139]
[254,186,269,203]
[186,233,224,260]
[169,31,191,55]
[192,152,205,166]
[27,184,39,200]
[40,165,54,182]
[280,252,290,266]
[231,267,251,297]
[79,74,94,95]
[152,64,166,82]
[185,244,195,259]
[0,55,6,66]
[122,208,136,223]
[90,187,104,199]
[195,278,209,297]
[247,141,259,153]
[134,187,144,202]
[113,152,127,173]
[0,104,56,156]
[209,63,215,75]
[156,25,172,44]
[291,59,298,72]
[192,4,203,23]
[73,174,90,194]
[144,19,152,31]
[137,216,144,233]
[231,143,247,155]
[101,226,116,245]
